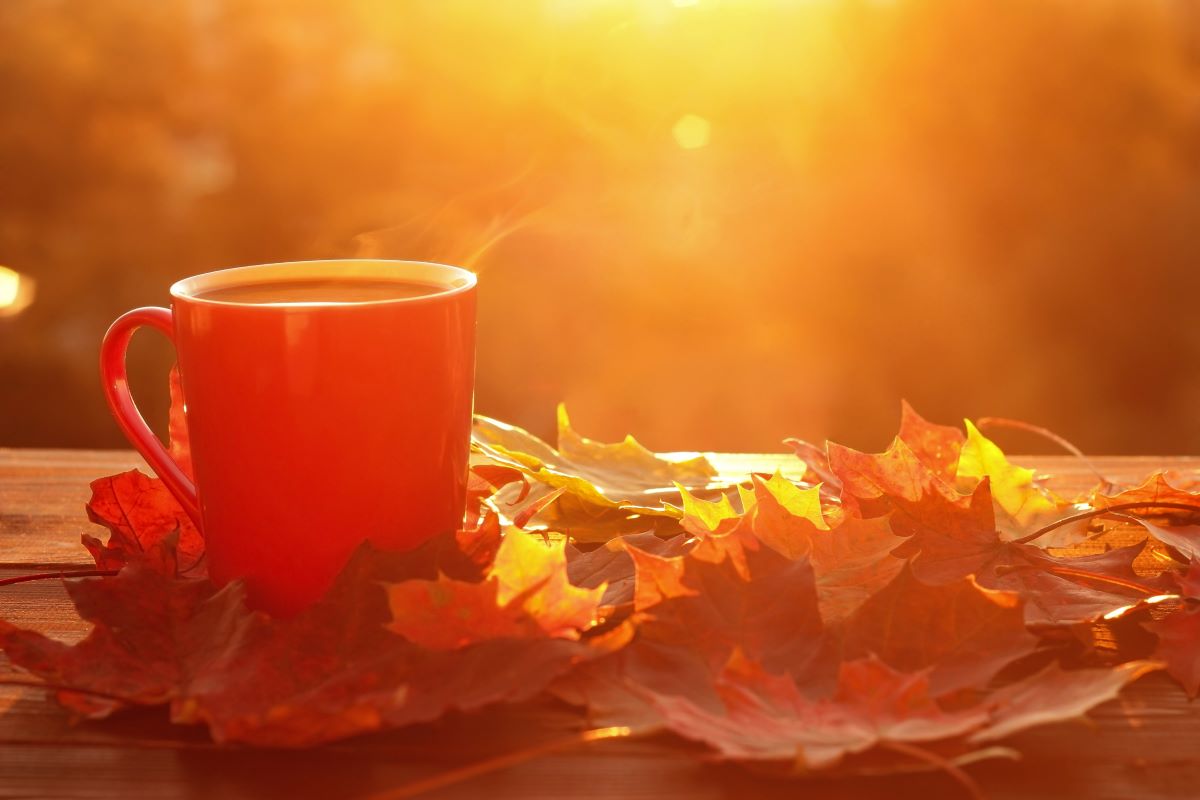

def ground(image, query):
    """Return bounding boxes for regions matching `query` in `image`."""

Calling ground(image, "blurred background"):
[2,0,1200,455]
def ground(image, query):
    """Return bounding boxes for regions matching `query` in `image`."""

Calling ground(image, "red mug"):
[101,259,477,615]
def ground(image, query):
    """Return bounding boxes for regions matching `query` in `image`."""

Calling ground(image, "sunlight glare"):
[673,114,710,150]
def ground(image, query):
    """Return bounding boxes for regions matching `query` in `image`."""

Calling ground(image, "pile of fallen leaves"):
[3,392,1200,781]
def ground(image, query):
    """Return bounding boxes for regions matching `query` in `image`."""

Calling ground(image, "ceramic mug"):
[100,259,477,615]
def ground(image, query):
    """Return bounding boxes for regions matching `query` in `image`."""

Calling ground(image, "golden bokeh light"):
[2,0,1200,453]
[0,267,34,318]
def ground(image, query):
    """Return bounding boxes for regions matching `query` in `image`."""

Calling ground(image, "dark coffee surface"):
[194,278,443,304]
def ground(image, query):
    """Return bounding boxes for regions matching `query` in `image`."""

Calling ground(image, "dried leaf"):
[649,654,988,770]
[956,420,1062,535]
[16,387,1195,770]
[897,401,965,477]
[807,516,905,625]
[471,407,716,521]
[566,532,690,609]
[892,481,1171,625]
[1146,605,1200,697]
[83,470,205,577]
[842,569,1039,693]
[489,529,606,636]
[828,437,959,515]
[0,541,601,746]
[972,661,1162,742]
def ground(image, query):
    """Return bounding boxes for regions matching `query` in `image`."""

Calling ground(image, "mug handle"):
[100,307,201,527]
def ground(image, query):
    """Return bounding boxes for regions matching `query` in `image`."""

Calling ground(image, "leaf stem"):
[361,725,637,800]
[877,740,986,800]
[0,569,117,588]
[1042,566,1156,596]
[1011,502,1200,546]
[976,416,1108,487]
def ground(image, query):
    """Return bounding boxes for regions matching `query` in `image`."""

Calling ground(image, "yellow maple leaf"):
[674,483,740,534]
[489,529,606,637]
[754,471,829,531]
[956,420,1058,529]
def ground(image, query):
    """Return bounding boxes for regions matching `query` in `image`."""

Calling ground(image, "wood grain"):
[0,449,142,567]
[0,449,1199,799]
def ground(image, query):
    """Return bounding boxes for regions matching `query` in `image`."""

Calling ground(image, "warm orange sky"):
[3,0,1200,453]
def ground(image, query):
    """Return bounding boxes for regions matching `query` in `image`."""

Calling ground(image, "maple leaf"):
[1177,559,1200,599]
[972,660,1162,743]
[386,579,544,650]
[1146,608,1200,698]
[740,472,828,559]
[556,405,714,487]
[489,529,606,636]
[783,437,841,489]
[0,539,222,718]
[83,469,205,577]
[842,568,1039,693]
[566,531,690,609]
[827,437,960,516]
[1088,475,1200,561]
[471,407,716,522]
[807,517,905,625]
[554,538,831,732]
[810,403,967,516]
[0,539,604,746]
[648,652,989,770]
[891,480,1172,626]
[388,528,606,648]
[1144,561,1200,697]
[734,471,902,624]
[1092,472,1200,516]
[84,369,203,576]
[626,544,695,611]
[464,463,527,527]
[955,420,1062,536]
[890,479,1000,579]
[643,544,825,675]
[646,651,1159,772]
[674,484,741,536]
[897,400,965,478]
[501,487,676,544]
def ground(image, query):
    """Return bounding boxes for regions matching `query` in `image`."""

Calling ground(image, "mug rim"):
[170,259,477,308]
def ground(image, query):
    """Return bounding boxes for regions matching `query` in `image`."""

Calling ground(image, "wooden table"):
[1,449,1198,799]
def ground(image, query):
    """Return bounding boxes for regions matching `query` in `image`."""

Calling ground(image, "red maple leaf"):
[83,470,205,577]
[648,652,988,770]
[827,437,960,518]
[841,568,1039,693]
[892,481,1172,626]
[0,536,605,746]
[566,531,690,610]
[554,533,832,731]
[1144,561,1200,698]
[387,528,606,648]
[897,400,965,477]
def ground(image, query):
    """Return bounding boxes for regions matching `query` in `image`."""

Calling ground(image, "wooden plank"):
[0,686,1195,800]
[0,449,143,567]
